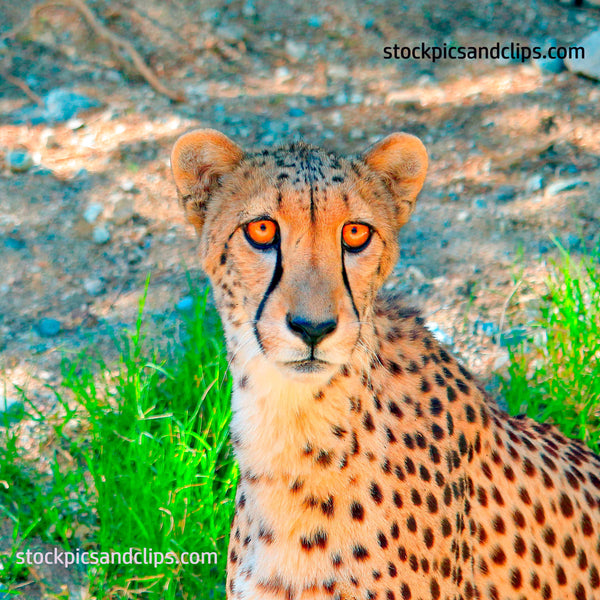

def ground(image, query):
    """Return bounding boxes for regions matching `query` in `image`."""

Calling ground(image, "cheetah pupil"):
[172,129,600,600]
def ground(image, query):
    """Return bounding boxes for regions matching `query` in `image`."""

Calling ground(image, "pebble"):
[242,0,256,17]
[112,196,135,225]
[120,178,137,193]
[498,326,527,347]
[426,321,454,347]
[473,198,487,210]
[4,236,26,250]
[6,150,34,173]
[201,8,220,24]
[83,278,105,296]
[83,203,103,223]
[545,178,588,196]
[474,319,499,337]
[349,128,364,140]
[92,225,111,244]
[288,107,305,117]
[525,174,544,194]
[565,29,600,81]
[285,40,308,61]
[36,317,61,337]
[308,15,324,27]
[494,185,517,203]
[216,24,246,43]
[534,56,565,74]
[176,296,194,313]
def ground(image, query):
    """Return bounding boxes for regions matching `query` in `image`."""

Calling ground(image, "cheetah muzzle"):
[172,129,600,600]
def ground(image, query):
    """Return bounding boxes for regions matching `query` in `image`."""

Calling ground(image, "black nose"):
[286,314,338,347]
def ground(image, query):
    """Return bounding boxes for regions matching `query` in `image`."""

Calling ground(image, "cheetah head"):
[171,130,427,384]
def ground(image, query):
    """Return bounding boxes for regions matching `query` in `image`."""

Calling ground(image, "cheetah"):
[171,129,600,600]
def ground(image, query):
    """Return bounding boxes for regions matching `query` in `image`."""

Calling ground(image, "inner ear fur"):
[171,128,243,232]
[363,132,428,226]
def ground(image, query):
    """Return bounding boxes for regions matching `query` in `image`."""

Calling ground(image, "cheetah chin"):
[172,129,600,600]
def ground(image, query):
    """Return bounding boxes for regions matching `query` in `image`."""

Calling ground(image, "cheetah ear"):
[363,133,428,226]
[171,128,243,232]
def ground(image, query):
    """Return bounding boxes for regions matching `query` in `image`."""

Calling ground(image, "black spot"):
[321,496,335,517]
[353,545,369,560]
[363,412,375,431]
[446,385,457,402]
[431,423,444,440]
[351,501,365,521]
[429,397,443,416]
[370,482,383,504]
[389,401,403,419]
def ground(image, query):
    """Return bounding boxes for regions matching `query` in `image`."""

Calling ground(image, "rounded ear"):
[362,133,428,226]
[171,128,243,232]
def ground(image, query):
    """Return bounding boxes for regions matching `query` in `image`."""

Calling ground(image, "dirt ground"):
[1,0,599,406]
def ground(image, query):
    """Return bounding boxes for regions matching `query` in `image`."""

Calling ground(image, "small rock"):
[83,278,105,296]
[545,178,588,196]
[8,88,99,125]
[308,15,324,27]
[385,90,422,108]
[288,107,305,117]
[6,150,33,173]
[565,29,600,81]
[36,317,61,337]
[474,320,499,337]
[498,327,527,347]
[564,233,581,250]
[44,89,99,123]
[456,210,470,222]
[176,296,194,313]
[349,128,364,140]
[120,178,136,193]
[67,118,85,130]
[242,0,256,17]
[495,185,517,203]
[534,56,565,74]
[216,24,246,43]
[83,203,103,223]
[334,91,348,106]
[525,174,544,194]
[111,196,135,225]
[330,111,343,126]
[4,236,26,250]
[426,321,453,347]
[92,225,110,244]
[285,39,308,61]
[473,198,487,210]
[492,350,510,371]
[200,8,220,24]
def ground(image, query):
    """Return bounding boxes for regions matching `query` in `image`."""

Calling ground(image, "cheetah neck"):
[227,302,491,488]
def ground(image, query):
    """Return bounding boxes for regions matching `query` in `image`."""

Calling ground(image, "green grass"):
[0,282,237,599]
[500,246,600,452]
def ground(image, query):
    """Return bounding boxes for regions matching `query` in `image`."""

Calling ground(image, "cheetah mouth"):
[284,359,330,373]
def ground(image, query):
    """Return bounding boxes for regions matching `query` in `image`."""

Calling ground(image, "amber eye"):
[342,223,372,252]
[245,219,278,248]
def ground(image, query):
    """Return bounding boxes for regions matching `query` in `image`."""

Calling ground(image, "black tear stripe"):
[253,246,283,352]
[341,249,361,338]
[309,184,316,223]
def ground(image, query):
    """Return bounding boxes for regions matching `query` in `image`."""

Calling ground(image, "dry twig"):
[29,0,186,102]
[0,69,44,105]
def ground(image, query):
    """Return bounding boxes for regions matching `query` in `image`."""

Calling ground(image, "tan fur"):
[172,130,600,600]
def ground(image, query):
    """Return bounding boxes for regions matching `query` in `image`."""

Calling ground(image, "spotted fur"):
[171,129,600,600]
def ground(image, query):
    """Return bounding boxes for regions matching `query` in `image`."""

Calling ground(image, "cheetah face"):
[171,130,427,383]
